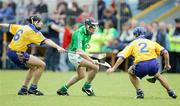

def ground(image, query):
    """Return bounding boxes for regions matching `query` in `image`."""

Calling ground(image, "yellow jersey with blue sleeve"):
[117,37,165,64]
[8,24,46,52]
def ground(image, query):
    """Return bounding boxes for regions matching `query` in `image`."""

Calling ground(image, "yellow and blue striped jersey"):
[8,24,46,52]
[118,38,164,64]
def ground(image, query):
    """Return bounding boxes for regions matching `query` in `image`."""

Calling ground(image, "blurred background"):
[0,0,179,72]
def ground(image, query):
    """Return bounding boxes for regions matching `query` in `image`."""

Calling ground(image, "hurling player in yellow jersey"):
[0,16,65,96]
[106,27,177,99]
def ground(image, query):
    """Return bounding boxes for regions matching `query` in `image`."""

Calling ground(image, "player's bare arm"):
[44,39,65,53]
[106,57,125,74]
[0,23,9,27]
[76,48,94,64]
[162,50,171,70]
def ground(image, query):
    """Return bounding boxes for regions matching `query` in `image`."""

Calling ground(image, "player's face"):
[88,25,96,34]
[34,21,44,29]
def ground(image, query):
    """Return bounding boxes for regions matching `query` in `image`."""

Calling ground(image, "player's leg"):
[26,55,46,95]
[6,50,39,95]
[128,66,140,90]
[80,59,99,96]
[57,66,86,96]
[18,66,36,95]
[86,68,98,83]
[128,65,144,99]
[57,59,99,96]
[23,66,36,86]
[81,59,99,86]
[27,55,46,85]
[154,73,177,98]
[82,67,98,96]
[66,67,86,87]
[57,53,98,96]
[147,59,177,99]
[154,72,171,90]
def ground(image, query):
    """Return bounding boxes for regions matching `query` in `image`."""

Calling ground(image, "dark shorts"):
[7,49,30,69]
[134,59,159,79]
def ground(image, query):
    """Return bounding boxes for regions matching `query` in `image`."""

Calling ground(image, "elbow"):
[162,50,168,54]
[161,50,169,57]
[44,38,50,43]
[117,56,125,60]
[42,38,51,46]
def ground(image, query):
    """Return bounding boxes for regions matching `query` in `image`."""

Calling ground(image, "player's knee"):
[155,74,163,81]
[42,62,46,69]
[89,64,99,72]
[40,62,46,69]
[29,66,36,71]
[154,72,161,79]
[94,65,99,72]
[128,69,133,75]
[93,66,99,72]
[128,66,134,75]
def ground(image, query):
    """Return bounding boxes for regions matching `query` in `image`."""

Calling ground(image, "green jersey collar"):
[79,25,90,35]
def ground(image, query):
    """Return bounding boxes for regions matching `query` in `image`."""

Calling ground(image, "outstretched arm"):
[44,39,65,53]
[106,44,132,74]
[162,50,171,70]
[76,48,94,64]
[0,23,9,28]
[106,57,125,74]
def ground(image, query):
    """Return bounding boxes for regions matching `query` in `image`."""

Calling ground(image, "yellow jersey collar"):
[135,35,145,40]
[29,24,39,32]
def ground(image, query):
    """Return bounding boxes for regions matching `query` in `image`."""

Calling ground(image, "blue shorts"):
[134,59,159,79]
[7,49,30,69]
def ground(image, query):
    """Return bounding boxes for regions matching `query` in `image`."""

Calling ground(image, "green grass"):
[0,70,180,106]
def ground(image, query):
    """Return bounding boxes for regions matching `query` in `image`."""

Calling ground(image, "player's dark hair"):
[26,16,43,30]
[84,17,98,28]
[133,27,147,37]
[26,16,42,24]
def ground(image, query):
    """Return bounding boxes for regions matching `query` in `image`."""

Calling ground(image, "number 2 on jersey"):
[138,42,149,53]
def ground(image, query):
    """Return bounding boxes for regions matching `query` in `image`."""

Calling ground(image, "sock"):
[167,89,173,92]
[29,84,37,91]
[136,89,143,93]
[167,89,176,94]
[60,85,68,92]
[83,82,91,89]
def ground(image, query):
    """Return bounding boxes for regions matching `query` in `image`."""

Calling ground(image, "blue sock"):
[29,84,37,91]
[20,85,27,92]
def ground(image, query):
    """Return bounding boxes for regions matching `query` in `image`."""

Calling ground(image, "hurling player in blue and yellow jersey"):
[0,16,65,96]
[106,27,177,99]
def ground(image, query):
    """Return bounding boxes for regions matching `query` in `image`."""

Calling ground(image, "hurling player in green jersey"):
[57,18,99,96]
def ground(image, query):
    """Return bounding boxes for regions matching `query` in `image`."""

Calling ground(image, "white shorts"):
[68,53,84,68]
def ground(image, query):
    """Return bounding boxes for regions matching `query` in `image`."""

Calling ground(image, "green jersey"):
[68,25,91,52]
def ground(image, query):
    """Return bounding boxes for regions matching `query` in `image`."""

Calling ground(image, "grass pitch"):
[0,70,179,106]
